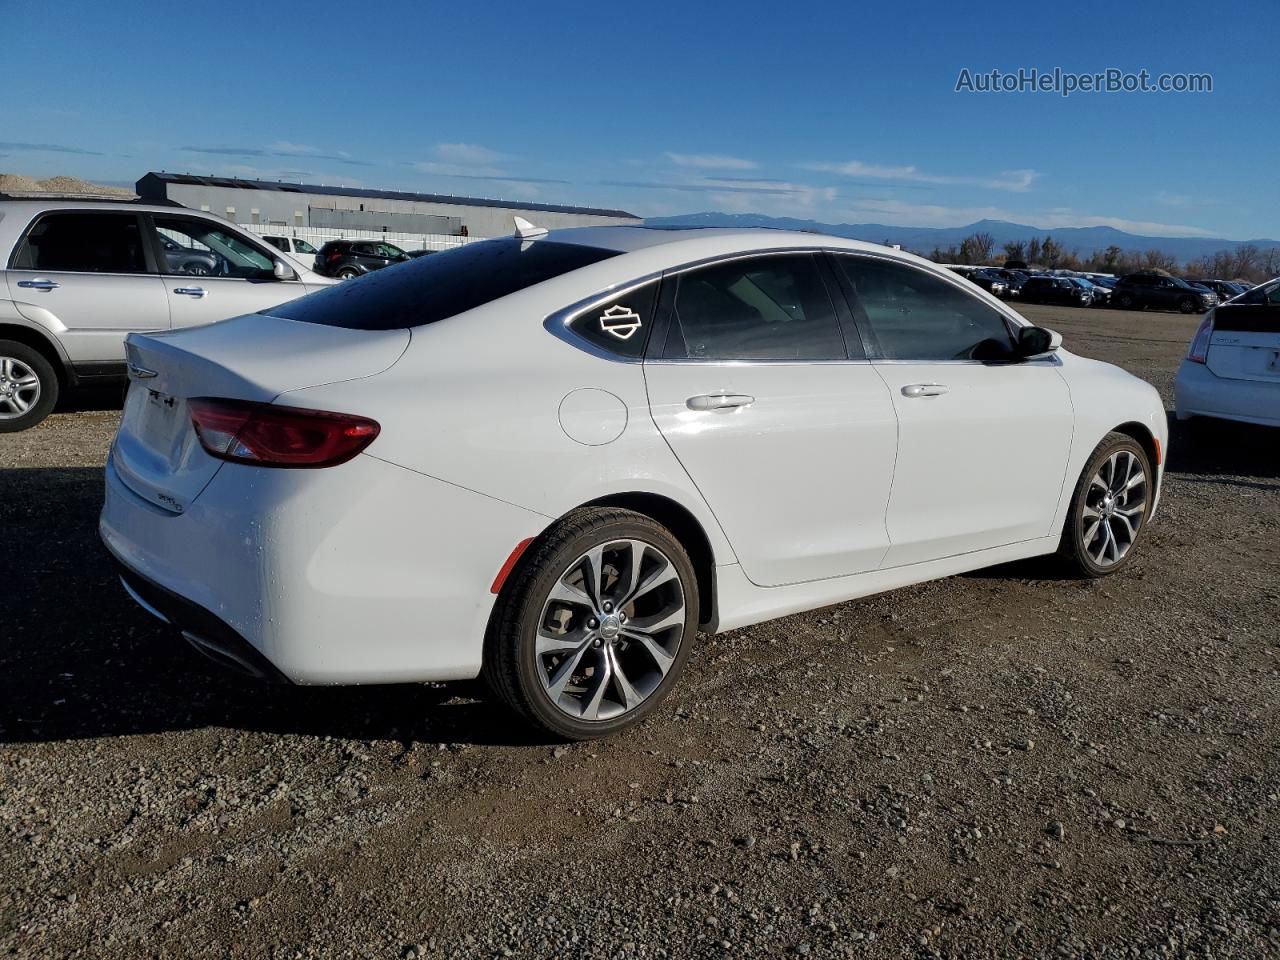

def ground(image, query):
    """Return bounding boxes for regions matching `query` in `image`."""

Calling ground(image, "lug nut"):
[587,618,598,629]
[593,638,603,648]
[603,601,613,612]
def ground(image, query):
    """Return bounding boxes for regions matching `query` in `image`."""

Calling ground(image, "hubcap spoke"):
[0,356,40,420]
[607,647,642,711]
[581,651,614,720]
[620,560,679,609]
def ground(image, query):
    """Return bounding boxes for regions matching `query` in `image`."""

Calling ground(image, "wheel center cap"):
[598,614,622,640]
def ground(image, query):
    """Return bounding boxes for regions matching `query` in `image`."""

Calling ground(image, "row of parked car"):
[949,264,1253,314]
[261,235,430,280]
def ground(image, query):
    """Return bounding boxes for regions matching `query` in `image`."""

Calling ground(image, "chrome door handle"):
[901,383,949,398]
[686,393,755,411]
[17,279,59,291]
[173,287,207,298]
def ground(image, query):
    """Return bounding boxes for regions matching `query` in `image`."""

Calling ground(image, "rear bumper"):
[1174,360,1280,427]
[112,556,292,682]
[100,450,549,684]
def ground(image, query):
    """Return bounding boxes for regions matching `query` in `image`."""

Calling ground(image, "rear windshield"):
[268,238,620,329]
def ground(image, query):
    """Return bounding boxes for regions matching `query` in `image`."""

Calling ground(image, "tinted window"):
[293,238,317,254]
[262,236,288,252]
[836,256,1015,362]
[664,254,846,360]
[566,281,660,359]
[12,212,146,274]
[154,216,277,280]
[270,238,620,330]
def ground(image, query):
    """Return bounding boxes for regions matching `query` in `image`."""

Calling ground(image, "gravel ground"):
[2,304,1278,959]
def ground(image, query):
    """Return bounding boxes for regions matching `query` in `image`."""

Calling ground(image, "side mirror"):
[1016,325,1062,358]
[273,259,297,281]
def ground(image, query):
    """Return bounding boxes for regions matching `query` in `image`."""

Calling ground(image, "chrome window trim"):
[542,270,665,364]
[543,245,1037,364]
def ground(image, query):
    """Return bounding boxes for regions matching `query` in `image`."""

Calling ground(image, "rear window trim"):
[269,238,622,331]
[543,271,667,364]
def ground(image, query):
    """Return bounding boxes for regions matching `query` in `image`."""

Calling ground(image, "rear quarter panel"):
[275,262,737,568]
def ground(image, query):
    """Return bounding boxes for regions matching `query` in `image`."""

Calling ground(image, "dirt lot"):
[2,304,1278,959]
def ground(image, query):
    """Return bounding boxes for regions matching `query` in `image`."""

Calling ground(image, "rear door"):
[5,210,169,366]
[147,213,309,328]
[832,253,1074,568]
[643,252,898,586]
[1207,281,1280,384]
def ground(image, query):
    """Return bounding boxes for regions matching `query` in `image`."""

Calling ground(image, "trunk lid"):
[1206,304,1280,384]
[112,314,408,513]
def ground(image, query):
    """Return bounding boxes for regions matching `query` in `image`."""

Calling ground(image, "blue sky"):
[3,0,1276,239]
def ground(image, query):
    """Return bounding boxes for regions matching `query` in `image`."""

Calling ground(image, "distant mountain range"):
[644,213,1278,263]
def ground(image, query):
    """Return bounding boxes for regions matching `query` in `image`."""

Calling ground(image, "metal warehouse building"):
[135,172,640,239]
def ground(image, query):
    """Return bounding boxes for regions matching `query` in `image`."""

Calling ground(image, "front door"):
[5,210,169,366]
[644,252,898,587]
[148,214,309,328]
[831,253,1075,568]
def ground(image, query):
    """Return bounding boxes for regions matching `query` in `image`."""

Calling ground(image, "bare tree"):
[1002,240,1026,263]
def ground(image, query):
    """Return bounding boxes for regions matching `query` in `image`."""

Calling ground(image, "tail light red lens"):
[189,398,379,468]
[1187,312,1215,364]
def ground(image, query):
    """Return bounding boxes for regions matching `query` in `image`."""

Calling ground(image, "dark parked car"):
[1112,273,1218,313]
[157,232,220,276]
[1019,275,1093,307]
[1187,278,1247,302]
[965,268,1009,298]
[985,268,1027,296]
[1072,277,1111,306]
[316,239,411,280]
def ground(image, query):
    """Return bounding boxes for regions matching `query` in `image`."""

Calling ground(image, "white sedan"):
[100,225,1167,739]
[1175,277,1280,427]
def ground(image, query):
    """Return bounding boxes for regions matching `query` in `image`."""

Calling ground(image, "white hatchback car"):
[100,226,1167,739]
[1175,277,1280,427]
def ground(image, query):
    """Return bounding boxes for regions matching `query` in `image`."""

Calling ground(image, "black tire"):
[336,267,360,280]
[0,340,59,433]
[1177,297,1197,314]
[1059,432,1152,578]
[483,507,699,741]
[1116,292,1135,309]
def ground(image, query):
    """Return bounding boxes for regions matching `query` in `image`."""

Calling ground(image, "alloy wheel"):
[535,539,686,722]
[1082,450,1147,567]
[0,356,41,420]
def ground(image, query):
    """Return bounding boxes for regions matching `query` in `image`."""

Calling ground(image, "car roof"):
[534,225,946,273]
[0,197,184,216]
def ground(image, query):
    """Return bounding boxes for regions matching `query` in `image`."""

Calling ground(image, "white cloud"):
[433,142,506,165]
[666,152,758,170]
[805,160,1039,193]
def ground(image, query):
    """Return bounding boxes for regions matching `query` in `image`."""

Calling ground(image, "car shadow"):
[1163,412,1279,483]
[0,466,545,748]
[60,384,127,413]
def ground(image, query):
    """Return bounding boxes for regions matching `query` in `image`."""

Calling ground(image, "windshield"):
[267,238,621,329]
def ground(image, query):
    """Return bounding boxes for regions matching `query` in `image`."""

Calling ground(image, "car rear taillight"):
[326,251,343,262]
[1187,312,1215,364]
[189,398,379,468]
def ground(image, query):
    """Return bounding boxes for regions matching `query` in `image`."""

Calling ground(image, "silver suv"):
[0,199,334,431]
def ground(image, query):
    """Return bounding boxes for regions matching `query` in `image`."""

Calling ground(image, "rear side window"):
[664,254,847,360]
[268,239,621,329]
[12,212,147,274]
[567,281,660,359]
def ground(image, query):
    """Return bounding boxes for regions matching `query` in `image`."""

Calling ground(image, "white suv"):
[0,199,334,431]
